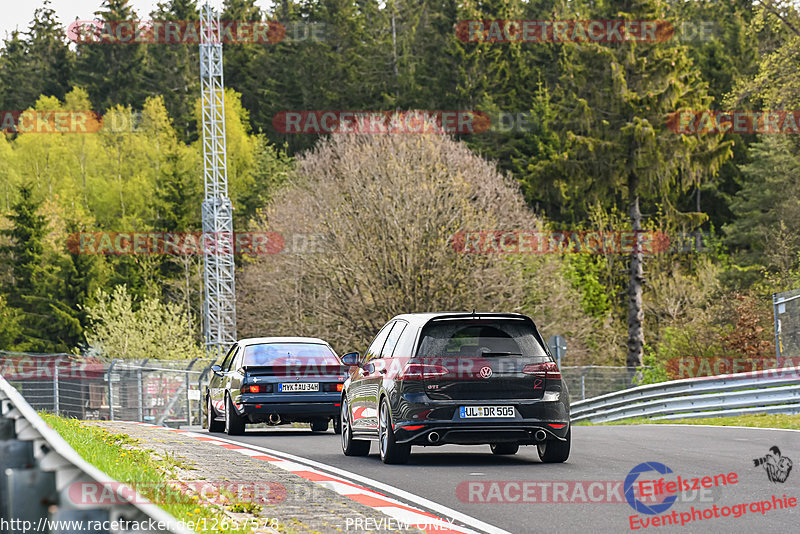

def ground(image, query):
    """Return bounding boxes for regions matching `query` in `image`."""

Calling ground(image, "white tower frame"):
[200,4,236,357]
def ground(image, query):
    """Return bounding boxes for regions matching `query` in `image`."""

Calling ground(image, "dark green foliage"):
[74,0,149,112]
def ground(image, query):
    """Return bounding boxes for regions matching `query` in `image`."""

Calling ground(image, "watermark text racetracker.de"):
[455,20,717,43]
[457,480,718,504]
[668,110,800,134]
[665,356,800,380]
[67,20,326,44]
[0,517,280,533]
[65,232,329,255]
[451,230,670,254]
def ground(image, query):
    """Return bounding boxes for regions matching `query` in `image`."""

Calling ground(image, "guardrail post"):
[137,368,144,422]
[580,365,593,400]
[773,292,781,367]
[107,359,118,421]
[185,358,199,426]
[53,357,60,415]
[197,365,212,426]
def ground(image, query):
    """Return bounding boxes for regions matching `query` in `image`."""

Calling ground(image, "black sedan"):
[339,312,571,464]
[205,337,347,435]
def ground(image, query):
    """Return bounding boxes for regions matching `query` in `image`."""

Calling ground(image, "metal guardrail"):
[0,374,192,534]
[571,365,800,423]
[1,353,216,426]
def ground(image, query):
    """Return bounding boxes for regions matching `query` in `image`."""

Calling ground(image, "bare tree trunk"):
[627,173,645,369]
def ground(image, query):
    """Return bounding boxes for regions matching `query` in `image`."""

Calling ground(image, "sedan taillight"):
[522,362,561,379]
[241,384,273,394]
[323,383,344,392]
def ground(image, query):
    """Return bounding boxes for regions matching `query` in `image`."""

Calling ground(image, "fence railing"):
[0,352,215,426]
[0,374,191,533]
[571,365,800,423]
[560,365,640,400]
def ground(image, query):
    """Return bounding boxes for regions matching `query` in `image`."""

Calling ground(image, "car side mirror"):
[211,364,222,376]
[341,352,360,367]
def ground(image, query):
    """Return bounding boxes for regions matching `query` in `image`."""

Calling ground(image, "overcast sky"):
[0,1,269,40]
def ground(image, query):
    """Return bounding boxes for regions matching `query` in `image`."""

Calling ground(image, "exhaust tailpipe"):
[534,429,547,442]
[427,431,440,443]
[268,414,281,425]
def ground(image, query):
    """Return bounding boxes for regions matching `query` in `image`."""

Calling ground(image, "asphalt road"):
[208,424,799,534]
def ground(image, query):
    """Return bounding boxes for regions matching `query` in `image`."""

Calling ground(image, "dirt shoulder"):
[90,422,422,534]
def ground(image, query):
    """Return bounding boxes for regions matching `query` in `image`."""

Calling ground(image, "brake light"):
[548,423,567,429]
[323,383,345,392]
[337,383,344,392]
[398,363,449,380]
[241,384,273,393]
[522,362,561,379]
[403,425,425,431]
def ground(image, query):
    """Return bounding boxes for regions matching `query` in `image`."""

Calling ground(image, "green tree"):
[75,0,148,112]
[724,136,800,283]
[0,31,36,111]
[25,1,74,103]
[84,285,203,359]
[147,0,201,141]
[0,185,84,351]
[0,295,22,351]
[527,0,732,368]
[0,184,47,309]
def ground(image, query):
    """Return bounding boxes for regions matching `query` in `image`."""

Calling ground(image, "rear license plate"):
[460,406,515,418]
[278,383,319,392]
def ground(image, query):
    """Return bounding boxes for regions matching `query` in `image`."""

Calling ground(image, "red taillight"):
[403,425,425,431]
[398,363,449,380]
[242,384,262,394]
[522,362,561,379]
[336,383,344,392]
[548,423,567,429]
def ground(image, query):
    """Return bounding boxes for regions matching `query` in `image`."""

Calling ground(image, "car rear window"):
[242,343,339,367]
[415,319,548,359]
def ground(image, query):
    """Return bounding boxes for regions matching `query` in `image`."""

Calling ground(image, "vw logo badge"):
[479,366,493,379]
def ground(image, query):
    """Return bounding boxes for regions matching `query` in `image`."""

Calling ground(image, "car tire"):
[207,396,224,433]
[224,394,246,436]
[310,418,329,432]
[341,397,370,456]
[332,413,342,435]
[379,399,410,464]
[538,428,570,463]
[490,443,519,455]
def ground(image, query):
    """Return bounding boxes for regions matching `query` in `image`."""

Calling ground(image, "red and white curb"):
[124,422,507,534]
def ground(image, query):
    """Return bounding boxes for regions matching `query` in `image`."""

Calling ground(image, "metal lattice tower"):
[200,4,236,357]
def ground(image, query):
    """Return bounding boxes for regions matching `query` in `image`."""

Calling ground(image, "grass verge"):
[576,413,800,429]
[42,414,248,532]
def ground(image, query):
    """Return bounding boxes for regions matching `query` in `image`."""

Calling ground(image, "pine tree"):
[26,1,74,103]
[529,0,733,367]
[0,185,47,309]
[147,0,201,141]
[75,0,148,112]
[0,31,36,111]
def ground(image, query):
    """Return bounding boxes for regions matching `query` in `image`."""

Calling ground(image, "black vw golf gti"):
[339,312,570,464]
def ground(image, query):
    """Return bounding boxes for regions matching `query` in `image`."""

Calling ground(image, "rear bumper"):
[392,392,569,445]
[236,394,340,421]
[393,421,569,445]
